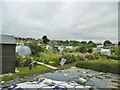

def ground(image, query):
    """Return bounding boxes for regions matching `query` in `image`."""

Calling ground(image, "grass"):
[76,59,120,74]
[1,73,18,81]
[1,62,76,81]
[17,65,49,76]
[1,65,50,81]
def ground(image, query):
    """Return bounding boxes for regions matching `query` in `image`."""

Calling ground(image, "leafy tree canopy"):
[103,40,112,47]
[42,35,49,44]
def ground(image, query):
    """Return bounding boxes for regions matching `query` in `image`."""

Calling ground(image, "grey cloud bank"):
[2,1,118,43]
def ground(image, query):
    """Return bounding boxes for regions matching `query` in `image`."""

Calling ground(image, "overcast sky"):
[1,0,119,43]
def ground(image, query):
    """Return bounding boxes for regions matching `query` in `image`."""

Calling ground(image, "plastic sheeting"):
[101,49,111,56]
[16,45,31,57]
[8,78,91,90]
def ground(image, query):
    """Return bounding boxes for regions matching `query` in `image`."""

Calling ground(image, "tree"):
[88,40,93,44]
[42,35,49,44]
[81,41,87,44]
[103,40,112,48]
[118,41,120,46]
[87,48,93,53]
[27,43,44,55]
[88,40,96,47]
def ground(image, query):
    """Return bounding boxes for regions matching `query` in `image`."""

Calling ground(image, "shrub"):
[61,54,73,64]
[78,55,85,60]
[92,52,100,59]
[85,53,94,60]
[36,52,60,66]
[79,46,87,53]
[15,54,27,66]
[76,60,119,74]
[58,54,75,64]
[87,48,93,53]
[50,57,60,66]
[107,55,119,60]
[27,43,44,55]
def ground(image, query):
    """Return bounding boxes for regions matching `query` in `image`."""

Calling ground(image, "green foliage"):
[92,53,100,59]
[1,65,49,81]
[85,53,94,60]
[78,55,85,60]
[59,54,81,64]
[64,48,76,53]
[118,42,120,46]
[27,43,44,55]
[76,60,120,74]
[15,54,27,66]
[53,40,81,46]
[59,54,74,64]
[17,65,49,76]
[78,46,87,53]
[103,40,112,48]
[76,42,96,53]
[107,55,120,60]
[88,40,97,47]
[1,73,18,81]
[42,35,49,44]
[37,51,61,66]
[87,48,93,53]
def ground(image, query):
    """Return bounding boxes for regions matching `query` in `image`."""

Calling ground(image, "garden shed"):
[0,35,16,74]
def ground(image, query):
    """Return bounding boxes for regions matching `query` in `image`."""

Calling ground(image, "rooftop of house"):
[0,34,16,44]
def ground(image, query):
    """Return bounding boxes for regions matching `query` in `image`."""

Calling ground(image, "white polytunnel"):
[101,49,111,56]
[16,45,31,57]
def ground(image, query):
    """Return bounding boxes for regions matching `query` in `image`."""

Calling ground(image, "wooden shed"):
[0,35,16,74]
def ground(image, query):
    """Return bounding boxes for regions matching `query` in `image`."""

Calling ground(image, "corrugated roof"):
[0,35,16,44]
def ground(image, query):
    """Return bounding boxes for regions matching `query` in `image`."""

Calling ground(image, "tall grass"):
[76,60,120,74]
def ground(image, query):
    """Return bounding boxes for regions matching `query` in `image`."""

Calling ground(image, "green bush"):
[76,60,119,74]
[15,54,27,66]
[79,46,87,53]
[50,57,60,66]
[37,52,60,66]
[93,53,100,59]
[63,54,73,64]
[107,55,119,60]
[58,54,80,64]
[27,43,44,55]
[78,55,85,60]
[85,53,94,60]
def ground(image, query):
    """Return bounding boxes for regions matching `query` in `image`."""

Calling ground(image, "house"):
[0,35,16,74]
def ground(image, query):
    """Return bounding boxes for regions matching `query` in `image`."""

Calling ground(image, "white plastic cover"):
[16,45,31,57]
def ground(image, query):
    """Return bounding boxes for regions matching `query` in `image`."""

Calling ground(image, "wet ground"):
[1,67,119,89]
[41,67,119,88]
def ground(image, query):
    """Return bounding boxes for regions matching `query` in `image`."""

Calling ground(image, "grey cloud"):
[2,1,118,43]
